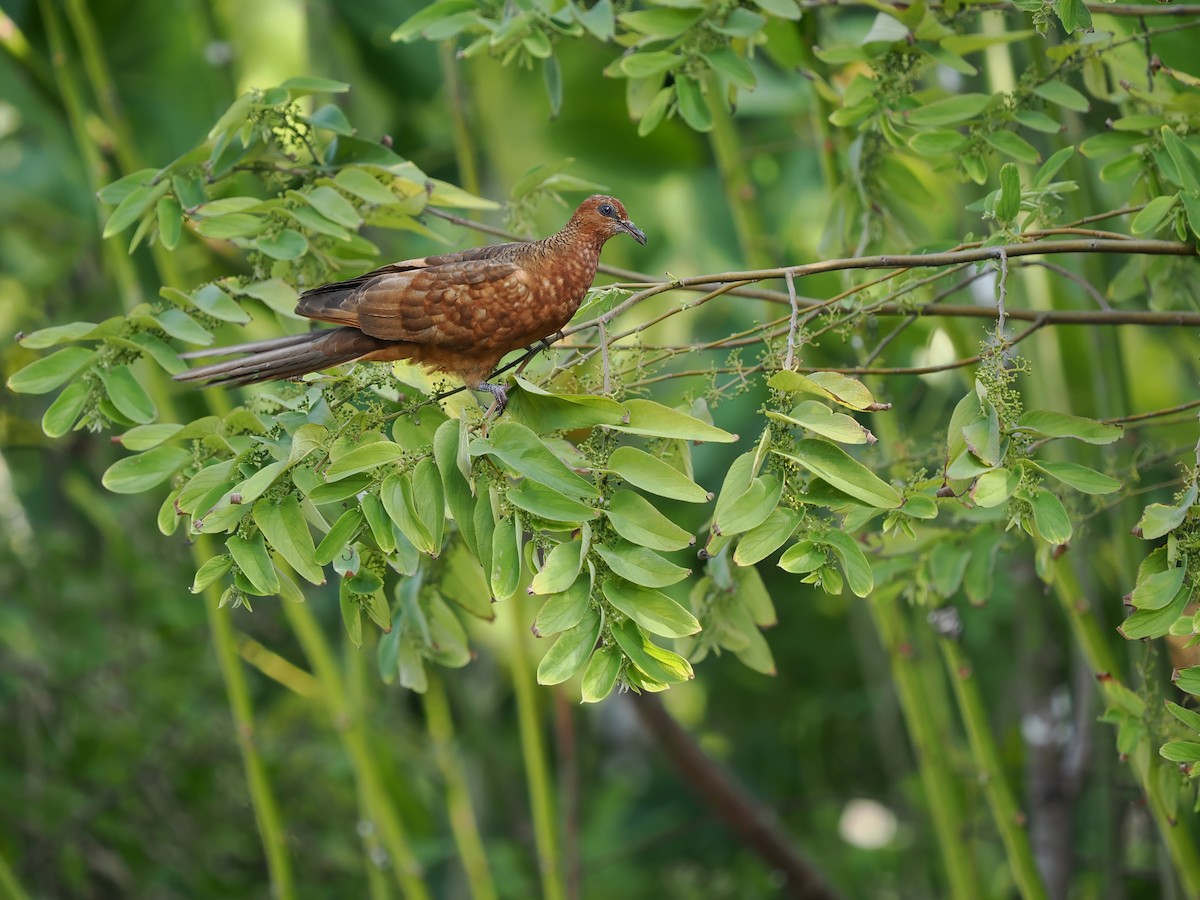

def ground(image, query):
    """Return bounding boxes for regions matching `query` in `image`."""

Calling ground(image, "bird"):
[174,194,646,413]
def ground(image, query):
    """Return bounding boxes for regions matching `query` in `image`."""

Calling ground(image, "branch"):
[628,693,839,900]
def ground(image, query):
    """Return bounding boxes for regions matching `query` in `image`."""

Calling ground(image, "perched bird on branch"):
[174,194,646,413]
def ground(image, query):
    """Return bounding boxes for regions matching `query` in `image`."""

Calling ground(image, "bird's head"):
[569,194,647,246]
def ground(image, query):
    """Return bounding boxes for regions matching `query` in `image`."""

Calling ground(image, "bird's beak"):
[622,219,647,245]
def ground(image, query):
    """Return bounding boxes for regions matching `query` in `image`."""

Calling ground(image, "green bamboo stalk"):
[440,42,481,200]
[937,636,1049,899]
[704,75,773,270]
[868,587,979,898]
[422,673,498,900]
[1052,560,1200,893]
[280,599,431,900]
[201,538,297,900]
[507,598,565,900]
[0,849,30,900]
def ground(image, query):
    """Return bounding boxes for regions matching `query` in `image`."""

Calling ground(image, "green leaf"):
[17,321,99,349]
[607,399,737,443]
[775,441,902,509]
[506,376,627,432]
[768,401,875,444]
[1130,193,1179,235]
[325,441,405,480]
[97,167,159,205]
[380,471,436,555]
[153,308,213,345]
[439,540,494,621]
[996,163,1021,223]
[427,179,499,210]
[595,542,690,589]
[191,555,232,593]
[602,578,701,638]
[333,167,400,205]
[227,532,280,596]
[99,365,156,424]
[508,481,597,524]
[194,212,265,239]
[472,422,598,499]
[361,492,396,554]
[712,6,766,37]
[304,185,362,229]
[314,508,364,566]
[6,347,96,394]
[1015,110,1063,135]
[575,0,615,40]
[909,130,968,155]
[531,538,585,596]
[103,183,159,237]
[1033,80,1089,112]
[1029,487,1072,544]
[340,586,363,649]
[1055,0,1092,32]
[971,467,1020,508]
[277,75,350,96]
[1167,700,1200,735]
[42,381,90,438]
[610,619,692,684]
[253,496,324,585]
[822,531,874,597]
[905,93,992,127]
[1130,550,1186,611]
[779,539,825,574]
[237,279,300,317]
[580,646,622,703]
[929,542,970,597]
[702,47,756,89]
[985,131,1040,164]
[1162,127,1200,194]
[618,7,704,36]
[102,445,190,494]
[306,104,354,136]
[157,196,183,249]
[1135,481,1198,540]
[768,371,888,411]
[1175,667,1200,697]
[714,475,784,537]
[734,507,800,566]
[1028,460,1120,495]
[489,512,522,601]
[536,607,601,685]
[608,447,712,503]
[433,419,477,556]
[1120,583,1191,641]
[605,490,695,551]
[184,284,250,323]
[256,229,309,260]
[1160,741,1200,764]
[391,0,477,41]
[533,576,592,637]
[675,76,713,132]
[1016,410,1122,444]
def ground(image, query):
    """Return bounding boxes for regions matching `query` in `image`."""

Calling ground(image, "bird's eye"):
[598,204,616,218]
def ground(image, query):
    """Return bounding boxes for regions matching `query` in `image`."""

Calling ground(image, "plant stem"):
[868,588,979,898]
[1052,560,1200,894]
[938,636,1049,900]
[0,849,30,900]
[200,537,296,900]
[422,673,498,900]
[281,600,431,900]
[705,75,773,270]
[507,597,564,900]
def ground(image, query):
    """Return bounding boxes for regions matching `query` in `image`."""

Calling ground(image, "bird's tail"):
[173,327,391,387]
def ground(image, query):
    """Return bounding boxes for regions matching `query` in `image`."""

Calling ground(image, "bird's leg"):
[476,381,509,418]
[536,330,565,352]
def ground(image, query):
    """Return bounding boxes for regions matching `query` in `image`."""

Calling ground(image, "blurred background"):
[2,1,1199,898]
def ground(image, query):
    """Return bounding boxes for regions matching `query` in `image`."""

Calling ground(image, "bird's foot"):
[477,381,509,419]
[536,331,564,352]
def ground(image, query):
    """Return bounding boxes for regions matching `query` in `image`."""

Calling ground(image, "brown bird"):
[175,194,646,412]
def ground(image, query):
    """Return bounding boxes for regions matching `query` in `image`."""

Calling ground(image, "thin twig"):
[784,270,801,370]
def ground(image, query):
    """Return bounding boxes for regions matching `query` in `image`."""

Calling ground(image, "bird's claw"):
[477,381,509,419]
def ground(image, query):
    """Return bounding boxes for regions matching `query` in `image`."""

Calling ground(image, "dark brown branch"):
[628,693,839,900]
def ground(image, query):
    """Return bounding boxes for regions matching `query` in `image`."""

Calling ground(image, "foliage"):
[5,0,1200,897]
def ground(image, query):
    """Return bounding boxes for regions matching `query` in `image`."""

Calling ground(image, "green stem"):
[440,42,481,200]
[508,598,564,900]
[281,599,431,900]
[868,588,979,898]
[938,636,1049,900]
[1053,561,1200,893]
[705,75,773,270]
[200,538,296,900]
[423,673,498,900]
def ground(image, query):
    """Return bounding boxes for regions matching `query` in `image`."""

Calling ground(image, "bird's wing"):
[295,255,532,350]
